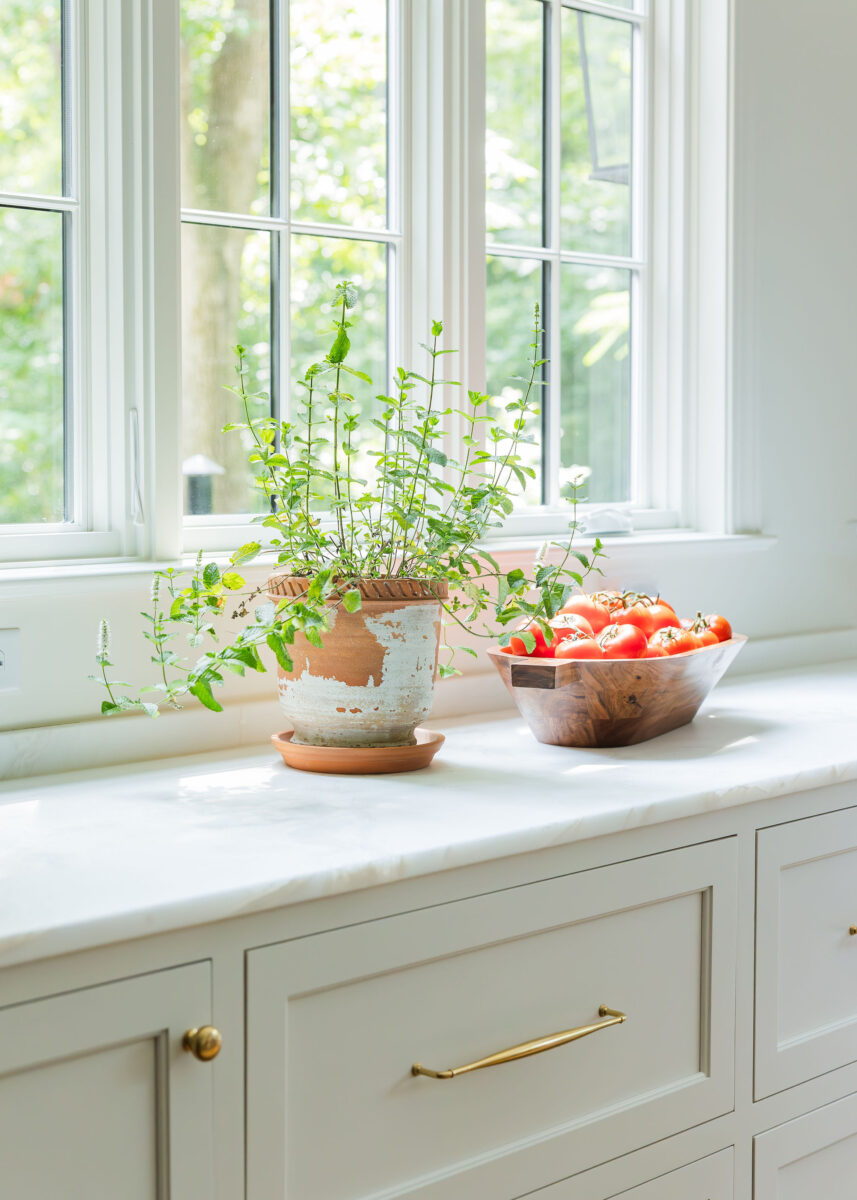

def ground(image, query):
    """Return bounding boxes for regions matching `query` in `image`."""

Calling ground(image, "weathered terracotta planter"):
[268,576,447,748]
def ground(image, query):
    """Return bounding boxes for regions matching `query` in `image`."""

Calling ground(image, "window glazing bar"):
[0,192,78,214]
[559,0,646,25]
[180,208,401,245]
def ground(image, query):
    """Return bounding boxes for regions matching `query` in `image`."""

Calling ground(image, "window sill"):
[486,530,777,561]
[0,531,777,592]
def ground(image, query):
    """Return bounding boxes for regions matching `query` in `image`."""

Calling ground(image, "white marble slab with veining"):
[1,661,856,969]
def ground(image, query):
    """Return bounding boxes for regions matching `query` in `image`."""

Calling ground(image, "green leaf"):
[221,571,245,590]
[342,588,362,613]
[233,645,266,673]
[101,700,120,715]
[424,445,448,467]
[266,633,294,672]
[231,542,261,566]
[304,627,324,649]
[203,563,220,589]
[328,326,351,364]
[438,663,461,679]
[519,630,537,654]
[189,678,223,712]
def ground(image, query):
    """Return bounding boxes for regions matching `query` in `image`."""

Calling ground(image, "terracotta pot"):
[267,576,447,748]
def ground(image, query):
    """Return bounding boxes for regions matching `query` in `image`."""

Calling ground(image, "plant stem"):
[331,294,348,560]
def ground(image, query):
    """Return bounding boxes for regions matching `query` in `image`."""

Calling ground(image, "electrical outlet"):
[0,629,21,692]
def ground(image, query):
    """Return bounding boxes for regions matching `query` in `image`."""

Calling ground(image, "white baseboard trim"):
[2,627,855,783]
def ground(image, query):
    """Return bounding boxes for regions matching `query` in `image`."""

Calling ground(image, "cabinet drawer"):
[756,807,857,1098]
[754,1091,857,1198]
[532,1147,734,1199]
[247,840,737,1200]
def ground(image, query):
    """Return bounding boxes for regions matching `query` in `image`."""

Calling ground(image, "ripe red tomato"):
[703,613,732,642]
[509,621,553,657]
[644,644,669,658]
[647,603,679,633]
[649,626,699,656]
[597,623,648,659]
[593,590,626,617]
[557,594,610,634]
[554,631,604,660]
[612,602,657,639]
[548,612,595,642]
[694,625,719,647]
[498,645,515,655]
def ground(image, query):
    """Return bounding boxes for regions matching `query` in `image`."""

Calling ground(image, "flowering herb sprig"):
[94,285,604,715]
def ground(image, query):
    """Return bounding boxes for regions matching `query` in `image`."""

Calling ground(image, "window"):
[486,0,641,513]
[0,0,720,566]
[0,1,70,526]
[180,0,396,521]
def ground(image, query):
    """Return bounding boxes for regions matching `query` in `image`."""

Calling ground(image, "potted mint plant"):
[94,283,603,758]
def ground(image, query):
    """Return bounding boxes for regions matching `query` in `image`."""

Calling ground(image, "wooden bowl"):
[487,636,747,748]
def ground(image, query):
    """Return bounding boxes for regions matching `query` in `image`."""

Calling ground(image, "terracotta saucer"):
[271,728,445,775]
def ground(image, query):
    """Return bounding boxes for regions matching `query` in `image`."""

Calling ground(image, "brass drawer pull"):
[850,926,857,936]
[182,1026,222,1061]
[411,1005,626,1080]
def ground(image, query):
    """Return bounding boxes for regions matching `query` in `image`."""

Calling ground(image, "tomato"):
[694,626,719,647]
[498,645,515,655]
[548,612,595,642]
[509,621,552,657]
[593,590,625,617]
[644,644,669,657]
[648,626,699,656]
[554,631,604,660]
[647,603,679,633]
[557,594,611,634]
[597,623,648,659]
[703,613,732,643]
[612,602,657,639]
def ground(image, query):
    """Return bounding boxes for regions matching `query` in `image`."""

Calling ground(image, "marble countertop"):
[1,660,856,970]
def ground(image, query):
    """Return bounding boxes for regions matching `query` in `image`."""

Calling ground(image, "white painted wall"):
[1,0,856,776]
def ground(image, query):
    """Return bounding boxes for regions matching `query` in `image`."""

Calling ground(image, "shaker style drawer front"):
[754,1091,857,1199]
[247,840,737,1200]
[531,1147,734,1200]
[756,807,857,1098]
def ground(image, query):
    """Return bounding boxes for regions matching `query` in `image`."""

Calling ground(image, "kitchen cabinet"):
[0,963,216,1199]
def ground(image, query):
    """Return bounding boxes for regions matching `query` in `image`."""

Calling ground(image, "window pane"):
[181,222,271,515]
[290,0,388,229]
[560,264,630,503]
[561,10,632,257]
[0,0,63,197]
[180,0,270,216]
[486,255,543,504]
[486,0,543,247]
[0,208,65,523]
[291,235,387,492]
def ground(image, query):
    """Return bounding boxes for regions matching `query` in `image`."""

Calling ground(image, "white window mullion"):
[628,8,650,510]
[138,0,183,560]
[545,0,563,509]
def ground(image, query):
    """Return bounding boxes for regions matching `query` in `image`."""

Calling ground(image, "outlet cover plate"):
[0,629,21,692]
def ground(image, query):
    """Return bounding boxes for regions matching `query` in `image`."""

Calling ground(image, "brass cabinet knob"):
[182,1026,222,1061]
[850,926,857,936]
